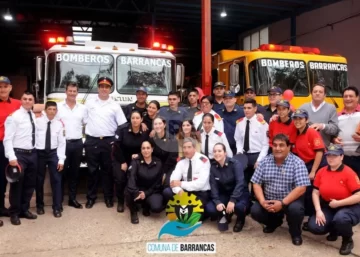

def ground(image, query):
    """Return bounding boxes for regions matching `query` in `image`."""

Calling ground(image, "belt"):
[86,135,113,140]
[37,149,57,153]
[14,148,36,154]
[66,138,82,142]
[245,152,260,155]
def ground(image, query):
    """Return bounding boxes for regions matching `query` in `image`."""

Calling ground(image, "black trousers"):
[343,155,360,178]
[9,150,37,216]
[113,160,127,203]
[126,190,163,213]
[85,136,114,201]
[62,139,83,201]
[36,150,62,211]
[250,197,305,237]
[0,142,8,209]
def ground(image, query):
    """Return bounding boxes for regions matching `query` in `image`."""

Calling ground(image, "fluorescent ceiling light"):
[3,9,13,21]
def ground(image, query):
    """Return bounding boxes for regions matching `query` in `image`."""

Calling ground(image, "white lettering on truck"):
[56,53,111,64]
[119,56,172,67]
[309,62,347,71]
[260,59,305,69]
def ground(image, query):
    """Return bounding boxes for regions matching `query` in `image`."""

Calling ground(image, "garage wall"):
[240,0,360,86]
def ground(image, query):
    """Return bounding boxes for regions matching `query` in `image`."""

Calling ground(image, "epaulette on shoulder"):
[214,130,223,136]
[200,156,208,163]
[257,116,266,125]
[194,111,202,116]
[236,117,244,124]
[214,113,222,121]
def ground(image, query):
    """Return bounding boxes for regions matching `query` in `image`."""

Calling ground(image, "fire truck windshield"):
[46,52,114,94]
[249,58,309,96]
[308,61,348,97]
[116,56,173,95]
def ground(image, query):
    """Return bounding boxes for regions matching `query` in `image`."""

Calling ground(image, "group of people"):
[0,75,360,255]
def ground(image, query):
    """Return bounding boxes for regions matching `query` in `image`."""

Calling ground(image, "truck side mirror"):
[176,63,185,88]
[229,63,240,93]
[36,56,43,82]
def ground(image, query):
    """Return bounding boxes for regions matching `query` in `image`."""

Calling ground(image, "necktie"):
[28,111,35,147]
[243,120,250,153]
[45,121,51,152]
[187,160,192,182]
[205,135,209,157]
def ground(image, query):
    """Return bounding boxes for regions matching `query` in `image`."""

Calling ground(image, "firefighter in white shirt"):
[200,113,233,160]
[3,92,38,225]
[193,95,224,132]
[35,101,66,218]
[84,76,127,209]
[57,81,88,209]
[163,137,211,206]
[234,98,269,189]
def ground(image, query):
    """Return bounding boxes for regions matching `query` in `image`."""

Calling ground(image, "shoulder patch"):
[257,116,266,124]
[214,113,222,121]
[236,117,244,124]
[214,130,223,136]
[200,156,208,163]
[194,111,202,116]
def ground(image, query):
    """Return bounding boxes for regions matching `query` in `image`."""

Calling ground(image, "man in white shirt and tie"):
[234,98,269,192]
[35,101,66,218]
[4,92,38,225]
[84,76,127,209]
[163,137,211,206]
[57,81,88,209]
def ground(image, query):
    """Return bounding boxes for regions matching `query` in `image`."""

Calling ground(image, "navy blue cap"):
[0,76,11,84]
[268,86,282,94]
[214,81,226,88]
[325,144,344,156]
[223,90,235,98]
[276,100,290,108]
[136,86,147,94]
[292,109,309,119]
[245,86,255,92]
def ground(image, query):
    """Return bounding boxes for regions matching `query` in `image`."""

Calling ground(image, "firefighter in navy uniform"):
[213,82,226,113]
[3,92,38,226]
[84,76,127,209]
[186,89,201,120]
[219,91,245,155]
[123,87,148,121]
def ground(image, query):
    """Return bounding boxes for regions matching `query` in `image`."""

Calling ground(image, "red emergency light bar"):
[259,44,321,55]
[48,37,66,44]
[152,42,174,51]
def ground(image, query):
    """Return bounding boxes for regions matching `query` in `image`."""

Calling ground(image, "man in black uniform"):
[213,82,226,113]
[3,92,38,225]
[263,86,283,123]
[124,87,148,121]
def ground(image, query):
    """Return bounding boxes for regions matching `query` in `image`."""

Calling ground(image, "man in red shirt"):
[0,76,21,224]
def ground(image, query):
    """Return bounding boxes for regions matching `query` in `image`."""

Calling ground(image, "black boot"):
[233,216,245,232]
[339,237,354,255]
[117,202,124,213]
[131,211,139,224]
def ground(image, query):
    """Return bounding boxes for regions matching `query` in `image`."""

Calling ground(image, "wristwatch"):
[281,200,287,210]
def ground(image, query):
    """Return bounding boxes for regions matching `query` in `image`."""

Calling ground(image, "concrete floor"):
[0,195,359,257]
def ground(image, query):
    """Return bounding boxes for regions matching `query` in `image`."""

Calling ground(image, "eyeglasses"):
[201,102,211,106]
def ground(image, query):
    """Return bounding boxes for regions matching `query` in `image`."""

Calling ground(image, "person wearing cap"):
[158,91,188,137]
[163,137,211,206]
[243,87,266,114]
[292,109,326,230]
[0,76,21,219]
[3,92,38,225]
[308,144,360,255]
[234,98,269,193]
[268,100,297,150]
[193,95,224,132]
[185,89,201,120]
[35,101,66,218]
[112,110,149,212]
[219,90,244,155]
[263,86,283,123]
[205,143,250,232]
[213,82,226,113]
[299,82,339,146]
[333,86,360,178]
[57,81,88,210]
[250,133,310,246]
[124,87,148,122]
[84,76,127,209]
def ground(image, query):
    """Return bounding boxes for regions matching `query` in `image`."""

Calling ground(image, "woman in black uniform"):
[113,111,149,213]
[149,116,178,188]
[142,100,160,131]
[126,141,164,224]
[205,143,250,232]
